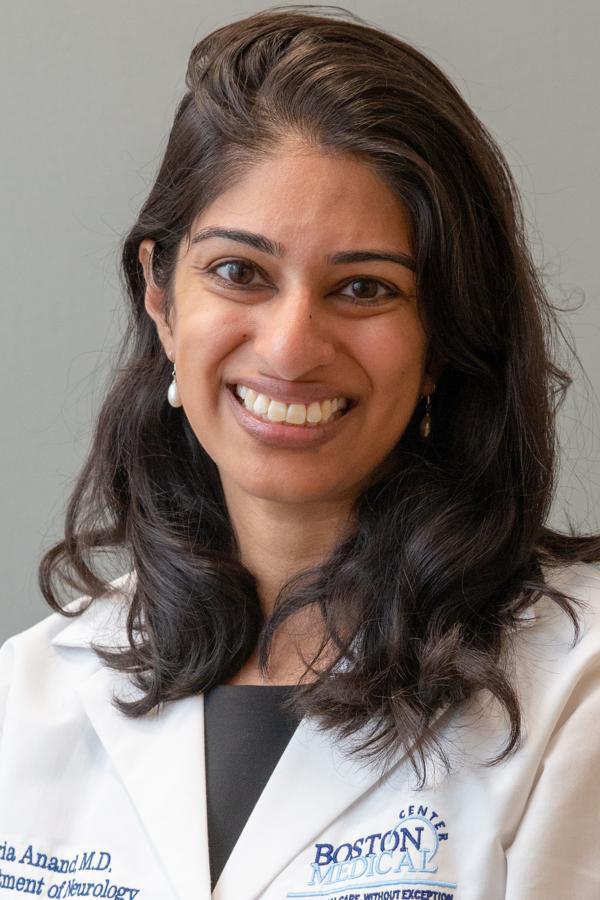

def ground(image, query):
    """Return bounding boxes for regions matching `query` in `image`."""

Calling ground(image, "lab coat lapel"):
[214,715,404,900]
[76,663,211,900]
[51,578,449,900]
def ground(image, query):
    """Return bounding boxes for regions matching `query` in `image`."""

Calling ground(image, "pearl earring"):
[167,360,183,408]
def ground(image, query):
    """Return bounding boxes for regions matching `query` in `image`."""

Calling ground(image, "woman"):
[1,5,599,898]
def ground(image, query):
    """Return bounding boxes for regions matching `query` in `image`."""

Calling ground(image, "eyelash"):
[204,259,403,305]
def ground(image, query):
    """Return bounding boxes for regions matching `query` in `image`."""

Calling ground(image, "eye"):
[339,278,402,305]
[207,259,265,288]
[205,259,404,305]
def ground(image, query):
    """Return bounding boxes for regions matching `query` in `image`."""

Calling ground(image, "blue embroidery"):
[287,881,457,900]
[0,838,142,898]
[291,804,455,899]
[287,880,457,899]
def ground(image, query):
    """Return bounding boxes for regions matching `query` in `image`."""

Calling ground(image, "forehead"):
[185,146,413,261]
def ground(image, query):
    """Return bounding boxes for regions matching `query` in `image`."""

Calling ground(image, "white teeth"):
[242,388,257,412]
[233,384,350,426]
[266,400,287,422]
[253,393,270,415]
[286,403,307,425]
[306,401,323,424]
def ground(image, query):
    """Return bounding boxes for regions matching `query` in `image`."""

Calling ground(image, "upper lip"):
[227,376,355,406]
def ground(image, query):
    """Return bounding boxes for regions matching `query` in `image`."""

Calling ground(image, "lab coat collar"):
[51,573,211,899]
[50,570,137,650]
[69,664,423,900]
[212,711,420,900]
[50,572,449,899]
[76,665,211,900]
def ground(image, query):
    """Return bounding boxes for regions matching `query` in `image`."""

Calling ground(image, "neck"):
[224,488,356,615]
[220,483,357,686]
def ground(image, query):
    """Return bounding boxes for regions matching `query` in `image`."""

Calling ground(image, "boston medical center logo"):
[302,804,453,896]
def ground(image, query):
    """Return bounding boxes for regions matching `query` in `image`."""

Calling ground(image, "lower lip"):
[224,386,355,449]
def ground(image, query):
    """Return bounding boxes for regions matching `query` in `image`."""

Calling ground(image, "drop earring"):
[167,360,183,408]
[419,391,433,439]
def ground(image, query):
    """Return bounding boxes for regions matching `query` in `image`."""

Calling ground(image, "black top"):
[203,684,301,890]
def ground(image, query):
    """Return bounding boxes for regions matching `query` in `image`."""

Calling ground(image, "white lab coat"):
[1,563,599,900]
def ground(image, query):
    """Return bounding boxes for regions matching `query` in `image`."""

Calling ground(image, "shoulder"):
[498,561,600,752]
[0,571,136,726]
[1,569,136,655]
[516,560,600,663]
[436,562,600,775]
[540,558,600,614]
[499,564,600,891]
[504,561,600,700]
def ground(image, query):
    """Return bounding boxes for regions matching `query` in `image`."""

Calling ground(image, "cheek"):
[177,306,249,382]
[364,319,428,401]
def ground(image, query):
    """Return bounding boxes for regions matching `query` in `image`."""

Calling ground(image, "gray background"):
[1,1,599,643]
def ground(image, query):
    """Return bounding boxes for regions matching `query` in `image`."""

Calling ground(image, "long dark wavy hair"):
[39,4,600,780]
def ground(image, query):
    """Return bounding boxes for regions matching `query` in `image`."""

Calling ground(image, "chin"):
[234,473,352,505]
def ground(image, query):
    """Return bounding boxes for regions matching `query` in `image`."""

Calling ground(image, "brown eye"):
[214,261,257,285]
[350,279,379,299]
[340,278,401,305]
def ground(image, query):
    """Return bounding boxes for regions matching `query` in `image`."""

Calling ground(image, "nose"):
[252,288,336,380]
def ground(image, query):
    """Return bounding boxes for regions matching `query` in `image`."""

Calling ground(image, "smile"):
[233,384,350,427]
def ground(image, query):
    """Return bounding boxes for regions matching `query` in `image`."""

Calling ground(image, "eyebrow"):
[190,226,416,272]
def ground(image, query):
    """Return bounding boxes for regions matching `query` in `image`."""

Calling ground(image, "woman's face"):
[141,145,435,508]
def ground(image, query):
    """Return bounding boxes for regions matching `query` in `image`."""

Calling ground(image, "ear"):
[422,355,445,397]
[138,238,174,359]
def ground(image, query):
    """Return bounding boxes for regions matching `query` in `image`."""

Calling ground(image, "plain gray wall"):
[2,0,599,643]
